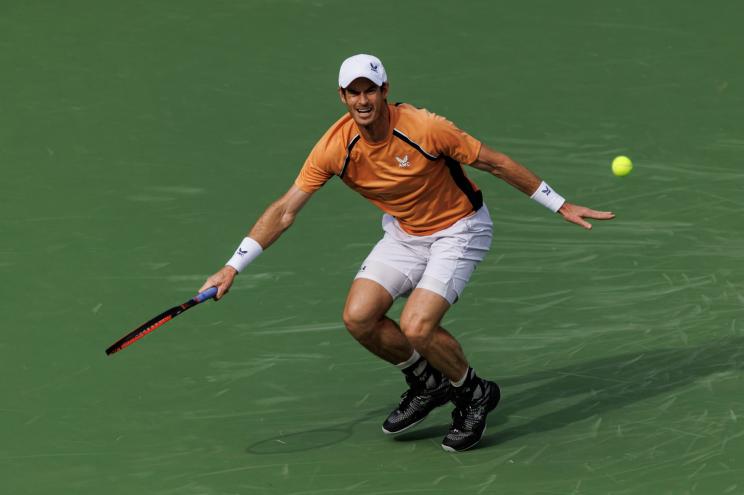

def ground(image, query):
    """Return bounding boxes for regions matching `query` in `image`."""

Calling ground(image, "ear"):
[381,83,389,99]
[338,87,347,104]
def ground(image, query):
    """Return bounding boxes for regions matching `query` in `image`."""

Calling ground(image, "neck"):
[358,103,390,143]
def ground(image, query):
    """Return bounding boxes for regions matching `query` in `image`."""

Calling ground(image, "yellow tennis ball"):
[612,156,633,176]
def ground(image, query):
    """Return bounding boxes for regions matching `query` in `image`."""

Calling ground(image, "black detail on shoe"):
[442,378,501,452]
[382,358,452,435]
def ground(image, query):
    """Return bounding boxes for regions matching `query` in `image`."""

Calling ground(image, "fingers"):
[569,216,593,230]
[216,282,229,300]
[582,209,615,220]
[208,266,238,301]
[560,204,615,229]
[199,274,224,300]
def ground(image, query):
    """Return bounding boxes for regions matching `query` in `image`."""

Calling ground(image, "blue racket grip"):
[193,286,218,303]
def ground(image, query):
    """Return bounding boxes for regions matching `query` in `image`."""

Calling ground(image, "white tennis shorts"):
[355,205,493,304]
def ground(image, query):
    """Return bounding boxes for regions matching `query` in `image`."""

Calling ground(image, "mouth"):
[356,107,373,116]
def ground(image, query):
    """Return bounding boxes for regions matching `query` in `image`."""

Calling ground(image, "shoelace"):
[397,389,416,409]
[397,378,447,412]
[397,387,427,409]
[450,405,485,431]
[450,388,489,431]
[450,406,468,431]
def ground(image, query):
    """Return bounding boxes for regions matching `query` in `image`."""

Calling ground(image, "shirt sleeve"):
[294,137,337,193]
[428,114,482,165]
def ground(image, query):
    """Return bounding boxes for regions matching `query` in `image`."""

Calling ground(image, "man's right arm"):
[199,185,313,299]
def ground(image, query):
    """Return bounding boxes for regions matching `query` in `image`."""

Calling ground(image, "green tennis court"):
[2,1,743,493]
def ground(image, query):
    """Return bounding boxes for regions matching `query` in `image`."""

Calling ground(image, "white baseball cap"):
[338,54,387,88]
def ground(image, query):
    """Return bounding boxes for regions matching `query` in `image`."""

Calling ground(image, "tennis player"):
[199,54,614,452]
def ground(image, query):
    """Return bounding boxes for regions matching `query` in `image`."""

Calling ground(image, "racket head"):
[105,287,218,356]
[105,306,181,355]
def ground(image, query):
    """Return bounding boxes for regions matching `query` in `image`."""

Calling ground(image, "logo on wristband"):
[238,248,247,256]
[542,186,551,195]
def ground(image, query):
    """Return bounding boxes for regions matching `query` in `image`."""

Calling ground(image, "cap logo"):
[369,62,379,73]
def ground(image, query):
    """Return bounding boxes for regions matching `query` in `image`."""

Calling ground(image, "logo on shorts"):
[360,265,367,271]
[395,155,410,168]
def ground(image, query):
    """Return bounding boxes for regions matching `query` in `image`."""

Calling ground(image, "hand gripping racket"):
[105,287,218,356]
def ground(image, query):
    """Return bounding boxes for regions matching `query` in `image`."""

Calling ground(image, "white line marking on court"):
[477,475,498,494]
[493,445,527,465]
[523,444,550,465]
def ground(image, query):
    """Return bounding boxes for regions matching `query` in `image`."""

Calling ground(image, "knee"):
[400,314,435,350]
[343,302,378,341]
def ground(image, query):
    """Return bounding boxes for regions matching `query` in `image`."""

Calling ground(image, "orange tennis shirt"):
[294,103,483,236]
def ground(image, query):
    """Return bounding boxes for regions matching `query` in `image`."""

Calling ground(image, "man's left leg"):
[400,288,501,452]
[399,289,466,381]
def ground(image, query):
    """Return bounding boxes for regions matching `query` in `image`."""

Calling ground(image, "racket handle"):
[194,286,218,303]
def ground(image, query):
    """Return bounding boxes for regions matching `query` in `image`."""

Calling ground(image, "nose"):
[358,92,369,105]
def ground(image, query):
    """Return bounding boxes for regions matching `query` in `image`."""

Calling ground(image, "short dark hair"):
[341,82,387,95]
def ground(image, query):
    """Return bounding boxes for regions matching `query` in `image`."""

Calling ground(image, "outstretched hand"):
[558,202,615,230]
[199,266,238,300]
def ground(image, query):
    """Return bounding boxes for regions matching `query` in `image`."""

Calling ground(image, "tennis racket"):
[105,286,218,356]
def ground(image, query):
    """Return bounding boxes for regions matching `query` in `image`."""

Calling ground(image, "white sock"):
[395,350,421,370]
[451,367,471,387]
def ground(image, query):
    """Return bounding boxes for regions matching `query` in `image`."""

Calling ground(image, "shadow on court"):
[245,409,387,455]
[480,335,744,448]
[245,337,744,453]
[397,336,744,448]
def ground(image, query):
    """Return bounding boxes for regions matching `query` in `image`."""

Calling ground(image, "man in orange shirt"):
[200,54,614,452]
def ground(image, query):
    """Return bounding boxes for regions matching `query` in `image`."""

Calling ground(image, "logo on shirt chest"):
[395,155,411,168]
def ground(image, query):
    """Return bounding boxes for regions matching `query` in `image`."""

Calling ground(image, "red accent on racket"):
[105,287,217,356]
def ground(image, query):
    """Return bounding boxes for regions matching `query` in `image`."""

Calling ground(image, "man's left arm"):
[471,144,615,229]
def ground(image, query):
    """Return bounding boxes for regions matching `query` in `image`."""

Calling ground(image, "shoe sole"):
[441,425,486,452]
[381,416,426,435]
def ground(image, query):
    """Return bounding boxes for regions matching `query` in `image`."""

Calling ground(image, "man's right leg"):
[342,278,412,365]
[342,278,453,434]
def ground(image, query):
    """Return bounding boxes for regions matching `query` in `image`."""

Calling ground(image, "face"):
[338,78,389,127]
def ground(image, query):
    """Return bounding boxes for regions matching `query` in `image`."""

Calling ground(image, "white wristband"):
[530,181,566,213]
[226,237,263,273]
